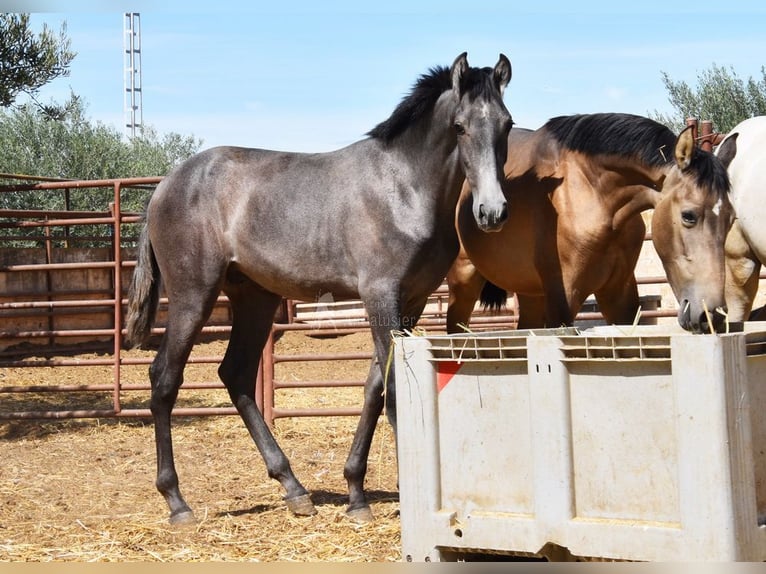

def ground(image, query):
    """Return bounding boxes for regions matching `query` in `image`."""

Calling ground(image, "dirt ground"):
[0,330,403,562]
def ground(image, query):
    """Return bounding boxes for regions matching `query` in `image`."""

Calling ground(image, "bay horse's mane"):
[367,65,498,144]
[544,113,730,195]
[544,113,677,167]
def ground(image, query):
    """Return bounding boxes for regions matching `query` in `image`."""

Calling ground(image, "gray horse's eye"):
[681,209,698,227]
[454,122,466,136]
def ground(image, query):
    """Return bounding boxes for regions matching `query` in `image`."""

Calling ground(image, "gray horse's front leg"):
[344,297,401,522]
[344,360,385,522]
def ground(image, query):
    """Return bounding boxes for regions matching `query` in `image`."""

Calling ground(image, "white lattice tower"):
[123,13,142,138]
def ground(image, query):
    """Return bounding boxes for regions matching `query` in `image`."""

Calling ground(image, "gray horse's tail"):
[479,280,508,312]
[125,221,160,348]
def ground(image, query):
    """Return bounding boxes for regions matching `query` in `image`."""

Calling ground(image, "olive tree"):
[0,98,201,246]
[0,13,76,118]
[651,63,766,134]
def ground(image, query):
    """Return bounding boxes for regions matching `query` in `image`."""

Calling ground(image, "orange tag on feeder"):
[436,361,462,393]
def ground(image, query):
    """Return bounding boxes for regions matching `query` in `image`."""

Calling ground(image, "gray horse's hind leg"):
[219,281,315,516]
[150,293,220,525]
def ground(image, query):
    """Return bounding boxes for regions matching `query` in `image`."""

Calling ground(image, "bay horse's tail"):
[125,220,160,348]
[480,280,508,311]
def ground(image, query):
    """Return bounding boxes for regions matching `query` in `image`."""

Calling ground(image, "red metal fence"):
[0,166,717,425]
[686,117,726,152]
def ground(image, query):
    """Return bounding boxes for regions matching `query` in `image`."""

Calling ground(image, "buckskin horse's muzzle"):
[678,298,728,334]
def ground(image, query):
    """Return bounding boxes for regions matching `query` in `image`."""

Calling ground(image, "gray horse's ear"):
[716,132,738,169]
[494,54,512,96]
[674,125,695,170]
[451,52,469,94]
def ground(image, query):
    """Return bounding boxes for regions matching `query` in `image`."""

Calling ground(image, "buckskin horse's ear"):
[716,132,738,169]
[674,125,695,170]
[451,52,469,94]
[494,54,512,96]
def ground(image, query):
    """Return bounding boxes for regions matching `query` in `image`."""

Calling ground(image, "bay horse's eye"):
[454,122,466,136]
[681,209,698,227]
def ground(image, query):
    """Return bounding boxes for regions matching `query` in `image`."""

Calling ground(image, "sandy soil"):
[0,330,403,562]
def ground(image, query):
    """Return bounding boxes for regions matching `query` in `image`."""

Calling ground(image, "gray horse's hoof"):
[285,493,317,516]
[169,509,196,526]
[346,505,374,523]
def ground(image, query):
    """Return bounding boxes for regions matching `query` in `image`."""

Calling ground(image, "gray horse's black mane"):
[367,64,497,144]
[545,113,730,194]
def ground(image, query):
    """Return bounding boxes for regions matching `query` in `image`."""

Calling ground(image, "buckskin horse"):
[126,52,513,524]
[447,113,737,334]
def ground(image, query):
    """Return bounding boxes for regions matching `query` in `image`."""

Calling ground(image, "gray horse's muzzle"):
[477,201,508,232]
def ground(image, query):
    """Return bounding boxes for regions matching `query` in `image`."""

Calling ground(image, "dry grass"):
[0,331,402,562]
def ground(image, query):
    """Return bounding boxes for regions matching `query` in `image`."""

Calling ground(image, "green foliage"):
[0,95,200,182]
[0,14,202,249]
[651,63,766,134]
[0,96,202,247]
[0,14,76,117]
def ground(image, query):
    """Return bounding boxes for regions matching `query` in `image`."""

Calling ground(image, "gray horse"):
[126,52,513,524]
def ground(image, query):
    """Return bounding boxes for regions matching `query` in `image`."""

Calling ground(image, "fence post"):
[686,117,699,144]
[261,328,276,427]
[111,183,123,414]
[700,120,715,152]
[43,218,54,347]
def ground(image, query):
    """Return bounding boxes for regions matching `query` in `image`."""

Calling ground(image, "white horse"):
[717,116,766,320]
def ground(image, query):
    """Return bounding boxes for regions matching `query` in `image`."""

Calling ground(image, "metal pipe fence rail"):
[0,174,739,426]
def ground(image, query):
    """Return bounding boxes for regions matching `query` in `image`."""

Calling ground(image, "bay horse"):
[447,113,737,334]
[125,52,513,525]
[718,116,764,321]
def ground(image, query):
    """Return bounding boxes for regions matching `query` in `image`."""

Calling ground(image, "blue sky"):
[7,1,766,152]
